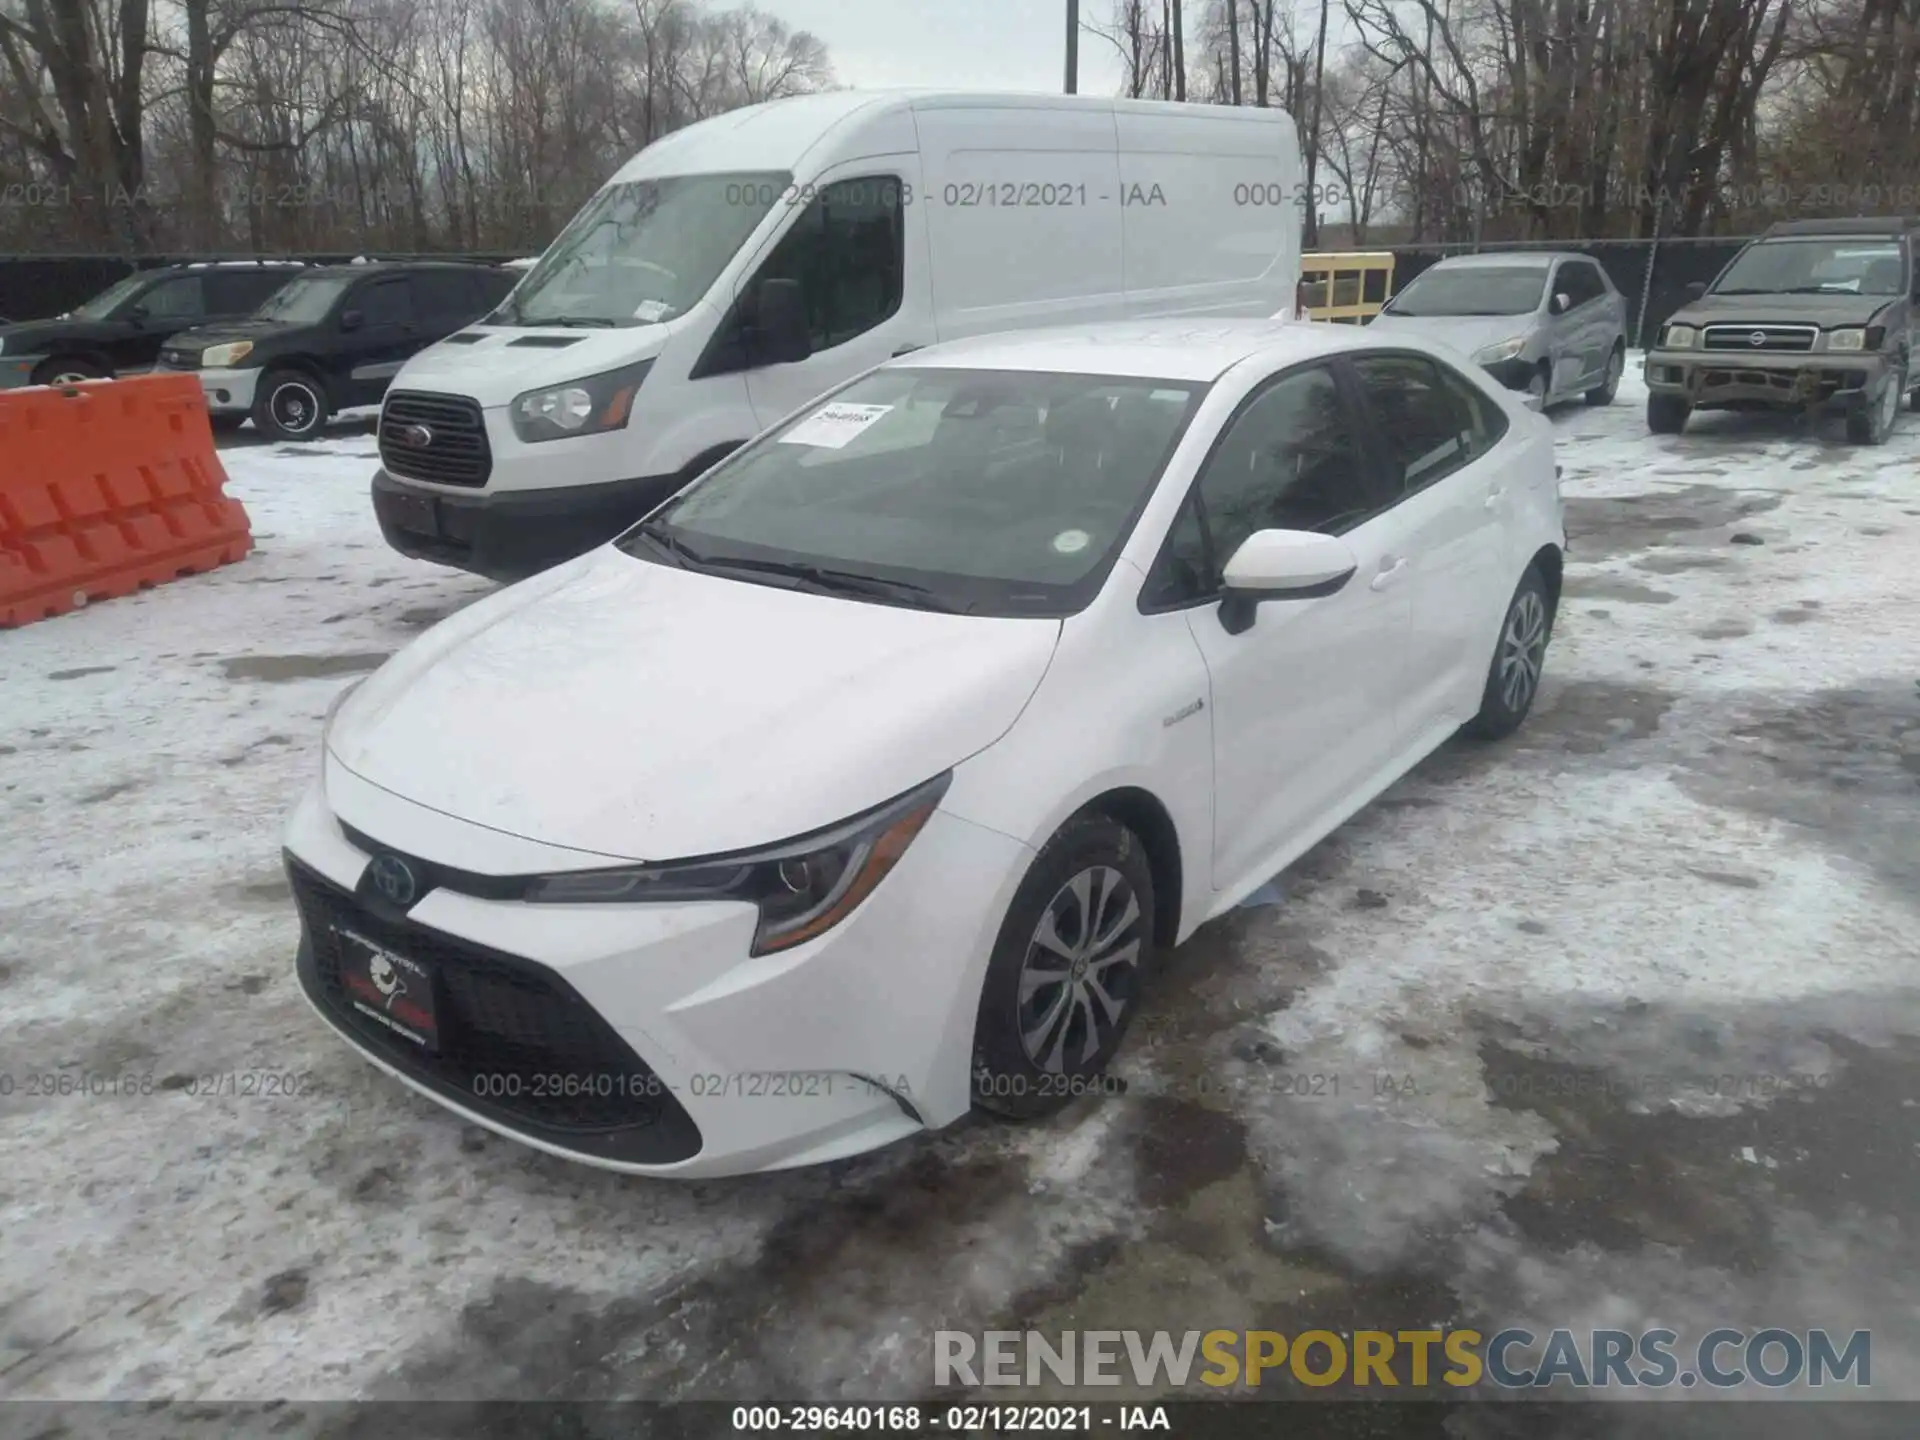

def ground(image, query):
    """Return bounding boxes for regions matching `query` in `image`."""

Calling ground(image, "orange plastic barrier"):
[0,373,252,627]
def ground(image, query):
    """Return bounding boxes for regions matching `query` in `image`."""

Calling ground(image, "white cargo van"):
[371,90,1303,579]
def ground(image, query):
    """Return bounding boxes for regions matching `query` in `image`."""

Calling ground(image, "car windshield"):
[254,274,353,323]
[70,273,151,320]
[1712,239,1905,295]
[619,367,1208,617]
[1385,266,1549,316]
[493,172,790,328]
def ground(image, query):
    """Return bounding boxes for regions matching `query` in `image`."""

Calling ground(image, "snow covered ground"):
[2,367,1917,1423]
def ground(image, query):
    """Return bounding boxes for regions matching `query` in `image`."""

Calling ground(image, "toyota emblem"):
[396,422,433,447]
[1748,331,1767,347]
[368,854,418,907]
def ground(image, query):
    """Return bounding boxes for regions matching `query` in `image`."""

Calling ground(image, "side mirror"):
[1685,280,1708,296]
[1217,530,1359,635]
[1550,292,1571,315]
[750,278,811,365]
[339,309,364,332]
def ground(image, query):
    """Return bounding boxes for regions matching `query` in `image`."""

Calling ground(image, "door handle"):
[892,343,923,356]
[1369,556,1408,591]
[1484,485,1508,510]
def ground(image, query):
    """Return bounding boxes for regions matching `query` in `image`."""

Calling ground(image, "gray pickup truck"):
[1643,216,1918,445]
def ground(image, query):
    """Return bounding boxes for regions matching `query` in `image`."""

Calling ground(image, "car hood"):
[0,317,118,350]
[164,319,300,351]
[325,547,1063,861]
[1363,312,1540,358]
[1669,292,1896,328]
[389,313,695,408]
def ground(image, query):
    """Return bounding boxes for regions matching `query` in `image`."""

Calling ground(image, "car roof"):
[149,260,306,275]
[1761,217,1917,239]
[1419,251,1578,270]
[293,261,499,279]
[894,319,1394,383]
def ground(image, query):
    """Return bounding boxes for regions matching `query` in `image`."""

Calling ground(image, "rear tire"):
[253,368,331,442]
[1586,343,1625,405]
[1462,565,1554,742]
[1647,393,1690,434]
[1846,365,1904,445]
[972,815,1156,1121]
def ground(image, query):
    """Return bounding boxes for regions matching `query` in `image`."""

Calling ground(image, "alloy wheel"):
[1016,865,1144,1074]
[1499,590,1549,712]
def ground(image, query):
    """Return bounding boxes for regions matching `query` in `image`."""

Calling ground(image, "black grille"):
[380,390,492,488]
[288,857,702,1163]
[1702,324,1816,352]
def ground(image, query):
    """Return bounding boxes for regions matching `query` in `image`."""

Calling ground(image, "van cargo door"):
[913,100,1124,341]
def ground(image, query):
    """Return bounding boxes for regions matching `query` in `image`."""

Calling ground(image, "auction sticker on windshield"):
[779,403,894,449]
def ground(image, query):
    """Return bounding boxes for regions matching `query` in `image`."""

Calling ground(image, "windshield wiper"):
[700,555,962,612]
[627,519,703,568]
[527,315,619,328]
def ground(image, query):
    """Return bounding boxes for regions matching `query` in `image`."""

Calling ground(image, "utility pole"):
[1065,0,1079,93]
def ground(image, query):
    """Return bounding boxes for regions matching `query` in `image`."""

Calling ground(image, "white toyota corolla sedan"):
[285,320,1565,1178]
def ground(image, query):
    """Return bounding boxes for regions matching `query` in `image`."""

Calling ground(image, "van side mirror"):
[1217,530,1358,635]
[339,309,364,332]
[1549,292,1571,315]
[751,279,811,365]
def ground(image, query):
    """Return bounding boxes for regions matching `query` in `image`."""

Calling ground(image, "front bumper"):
[194,365,262,413]
[0,354,48,389]
[1643,349,1885,410]
[281,771,1031,1177]
[373,467,687,581]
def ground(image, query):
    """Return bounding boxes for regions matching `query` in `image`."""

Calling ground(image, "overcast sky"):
[769,0,1128,94]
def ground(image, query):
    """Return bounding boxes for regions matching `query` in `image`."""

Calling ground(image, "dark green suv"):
[1643,217,1918,445]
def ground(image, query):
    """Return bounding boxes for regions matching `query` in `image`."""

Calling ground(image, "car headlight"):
[1825,328,1866,352]
[509,358,653,443]
[1662,324,1696,349]
[524,772,950,955]
[1474,337,1528,364]
[201,341,254,368]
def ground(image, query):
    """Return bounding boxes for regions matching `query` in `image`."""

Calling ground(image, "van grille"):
[379,390,491,487]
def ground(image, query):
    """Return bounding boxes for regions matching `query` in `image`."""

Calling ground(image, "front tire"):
[972,815,1156,1120]
[1586,343,1625,405]
[1647,393,1690,434]
[1462,565,1554,741]
[253,369,331,441]
[1846,365,1904,445]
[33,356,108,386]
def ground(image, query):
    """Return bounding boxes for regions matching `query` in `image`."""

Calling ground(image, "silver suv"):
[1644,217,1918,445]
[1366,251,1630,410]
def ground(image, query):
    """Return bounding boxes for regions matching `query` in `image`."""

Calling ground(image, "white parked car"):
[286,320,1566,1178]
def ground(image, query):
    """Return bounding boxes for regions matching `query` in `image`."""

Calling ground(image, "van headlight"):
[1825,329,1866,352]
[1474,337,1528,364]
[509,358,653,443]
[524,773,950,955]
[201,341,254,368]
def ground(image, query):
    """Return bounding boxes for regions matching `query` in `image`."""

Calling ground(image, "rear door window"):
[355,277,415,328]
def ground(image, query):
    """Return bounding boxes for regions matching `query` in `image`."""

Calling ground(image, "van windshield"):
[493,172,790,328]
